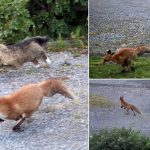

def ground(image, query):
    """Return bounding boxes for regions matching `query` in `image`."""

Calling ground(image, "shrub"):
[0,0,88,43]
[0,0,33,43]
[27,0,88,38]
[90,128,150,150]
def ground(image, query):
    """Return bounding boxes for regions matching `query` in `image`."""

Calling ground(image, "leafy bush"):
[0,0,33,43]
[90,128,150,150]
[0,0,88,43]
[27,0,88,38]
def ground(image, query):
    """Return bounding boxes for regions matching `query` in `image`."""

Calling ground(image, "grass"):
[47,29,87,52]
[47,38,87,54]
[90,56,150,78]
[89,95,114,107]
[47,38,69,52]
[73,52,81,57]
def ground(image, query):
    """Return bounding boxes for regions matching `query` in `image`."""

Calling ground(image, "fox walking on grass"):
[103,46,150,72]
[0,77,74,132]
[120,96,143,116]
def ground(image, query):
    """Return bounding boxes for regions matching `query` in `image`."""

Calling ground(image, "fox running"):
[103,46,150,72]
[0,78,74,132]
[120,96,143,116]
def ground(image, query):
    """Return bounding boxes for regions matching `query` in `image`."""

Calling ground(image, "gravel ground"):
[89,0,150,53]
[90,80,150,136]
[0,52,88,150]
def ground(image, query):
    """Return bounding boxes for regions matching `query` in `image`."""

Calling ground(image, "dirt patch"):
[90,95,115,107]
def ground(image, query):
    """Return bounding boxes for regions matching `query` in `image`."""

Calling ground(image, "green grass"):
[47,39,86,52]
[47,39,70,52]
[90,56,150,78]
[90,95,114,107]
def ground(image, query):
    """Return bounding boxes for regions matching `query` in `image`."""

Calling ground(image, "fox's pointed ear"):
[107,50,111,54]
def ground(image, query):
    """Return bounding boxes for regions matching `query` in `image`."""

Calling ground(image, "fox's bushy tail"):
[136,46,150,56]
[132,105,143,114]
[58,82,75,100]
[38,78,75,100]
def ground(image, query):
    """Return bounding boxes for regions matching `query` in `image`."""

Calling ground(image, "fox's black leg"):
[127,59,135,72]
[131,109,136,116]
[124,58,134,72]
[122,60,128,73]
[12,113,27,132]
[121,106,126,109]
[121,65,127,73]
[13,125,24,132]
[13,117,26,132]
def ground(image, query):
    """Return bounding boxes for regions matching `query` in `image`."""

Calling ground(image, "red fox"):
[103,46,150,72]
[120,96,143,116]
[0,78,74,132]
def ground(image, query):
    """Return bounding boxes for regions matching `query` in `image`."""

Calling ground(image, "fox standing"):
[0,78,74,132]
[103,46,150,72]
[120,96,143,116]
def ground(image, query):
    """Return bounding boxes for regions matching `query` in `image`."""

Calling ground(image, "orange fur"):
[103,46,150,72]
[120,96,142,116]
[0,78,74,131]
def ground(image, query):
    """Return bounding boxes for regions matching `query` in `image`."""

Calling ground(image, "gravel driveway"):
[89,0,150,53]
[90,80,150,136]
[0,52,88,150]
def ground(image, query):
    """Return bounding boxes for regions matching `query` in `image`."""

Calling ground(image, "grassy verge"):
[90,95,114,107]
[46,30,87,56]
[46,38,87,57]
[90,56,150,78]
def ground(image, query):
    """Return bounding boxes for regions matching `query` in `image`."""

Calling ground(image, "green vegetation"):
[47,31,86,52]
[90,128,150,150]
[0,0,88,43]
[73,52,81,57]
[90,95,114,107]
[90,56,150,78]
[47,35,70,52]
[0,0,33,43]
